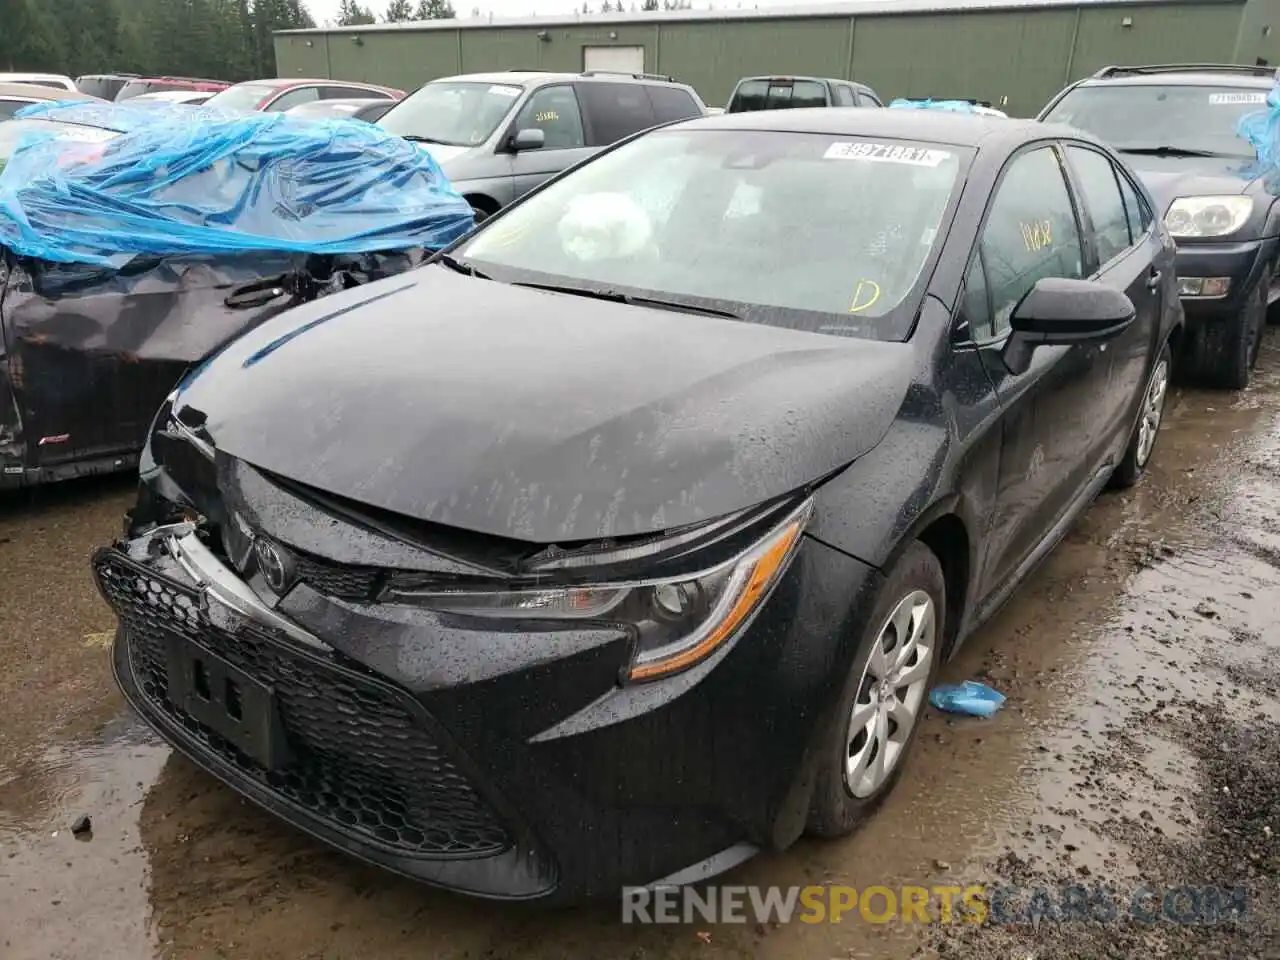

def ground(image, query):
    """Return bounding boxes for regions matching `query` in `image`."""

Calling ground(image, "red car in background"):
[203,78,405,113]
[115,76,231,101]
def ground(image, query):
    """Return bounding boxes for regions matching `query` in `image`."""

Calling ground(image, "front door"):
[508,84,596,202]
[968,144,1116,592]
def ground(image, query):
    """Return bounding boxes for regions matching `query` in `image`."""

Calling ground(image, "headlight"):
[1164,196,1252,239]
[412,499,813,683]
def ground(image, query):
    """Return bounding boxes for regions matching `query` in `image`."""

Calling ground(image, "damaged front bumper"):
[95,524,554,898]
[93,459,879,902]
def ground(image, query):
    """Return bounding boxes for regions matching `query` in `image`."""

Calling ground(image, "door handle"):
[1146,270,1162,291]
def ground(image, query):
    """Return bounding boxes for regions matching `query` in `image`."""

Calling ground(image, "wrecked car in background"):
[0,100,474,487]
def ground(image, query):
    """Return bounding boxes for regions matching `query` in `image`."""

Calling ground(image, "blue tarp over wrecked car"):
[0,100,475,267]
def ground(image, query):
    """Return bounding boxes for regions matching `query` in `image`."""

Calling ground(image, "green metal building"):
[274,0,1280,117]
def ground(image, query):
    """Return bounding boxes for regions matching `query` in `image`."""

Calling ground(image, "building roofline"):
[275,0,1240,35]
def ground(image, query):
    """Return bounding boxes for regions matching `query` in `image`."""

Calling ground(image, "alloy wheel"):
[844,589,936,799]
[1135,355,1170,469]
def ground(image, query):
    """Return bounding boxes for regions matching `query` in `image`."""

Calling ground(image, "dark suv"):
[725,75,883,113]
[377,70,706,220]
[1039,63,1278,389]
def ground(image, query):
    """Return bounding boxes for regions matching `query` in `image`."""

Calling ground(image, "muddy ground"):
[2,334,1279,960]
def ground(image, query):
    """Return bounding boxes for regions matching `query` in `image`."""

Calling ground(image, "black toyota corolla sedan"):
[92,109,1183,903]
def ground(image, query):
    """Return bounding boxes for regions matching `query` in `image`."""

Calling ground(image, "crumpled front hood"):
[1123,154,1258,214]
[173,266,916,544]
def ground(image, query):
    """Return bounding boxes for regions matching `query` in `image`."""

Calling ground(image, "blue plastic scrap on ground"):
[929,680,1006,717]
[0,100,475,267]
[889,98,982,114]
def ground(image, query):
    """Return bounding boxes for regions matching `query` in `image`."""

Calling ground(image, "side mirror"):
[1003,277,1136,375]
[509,127,545,152]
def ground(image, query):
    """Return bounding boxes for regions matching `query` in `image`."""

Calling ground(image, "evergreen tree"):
[413,0,454,18]
[384,0,413,21]
[337,0,376,25]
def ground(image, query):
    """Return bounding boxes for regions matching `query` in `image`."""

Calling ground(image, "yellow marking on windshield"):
[848,279,882,314]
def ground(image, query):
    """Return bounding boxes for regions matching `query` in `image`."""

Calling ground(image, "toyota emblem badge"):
[253,537,296,594]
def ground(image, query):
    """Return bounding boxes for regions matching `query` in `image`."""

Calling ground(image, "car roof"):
[737,75,864,85]
[433,70,687,87]
[676,107,1080,150]
[0,72,73,82]
[0,83,102,102]
[1077,65,1276,88]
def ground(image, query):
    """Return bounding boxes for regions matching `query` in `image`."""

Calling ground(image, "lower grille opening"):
[96,550,513,860]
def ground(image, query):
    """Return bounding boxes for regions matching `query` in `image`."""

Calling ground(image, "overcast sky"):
[306,0,817,25]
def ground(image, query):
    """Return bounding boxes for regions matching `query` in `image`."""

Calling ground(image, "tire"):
[1110,341,1172,490]
[806,541,945,839]
[468,200,495,224]
[1190,278,1265,390]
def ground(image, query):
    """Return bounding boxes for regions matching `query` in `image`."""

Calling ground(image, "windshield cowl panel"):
[458,128,970,343]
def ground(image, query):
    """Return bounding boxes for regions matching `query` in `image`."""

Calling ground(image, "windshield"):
[728,79,828,112]
[202,83,278,112]
[0,119,119,174]
[378,81,522,146]
[1042,84,1266,157]
[458,129,966,341]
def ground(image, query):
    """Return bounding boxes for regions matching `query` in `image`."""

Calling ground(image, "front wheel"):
[1187,279,1265,390]
[806,541,944,838]
[1110,341,1172,490]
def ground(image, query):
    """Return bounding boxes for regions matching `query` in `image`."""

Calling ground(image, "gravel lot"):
[2,331,1278,960]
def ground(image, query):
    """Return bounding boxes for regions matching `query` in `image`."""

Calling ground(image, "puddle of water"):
[0,716,167,960]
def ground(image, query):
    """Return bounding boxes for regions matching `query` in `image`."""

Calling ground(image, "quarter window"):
[514,85,585,149]
[647,86,701,123]
[833,84,856,107]
[577,81,657,146]
[857,91,882,108]
[980,146,1085,335]
[1065,145,1132,266]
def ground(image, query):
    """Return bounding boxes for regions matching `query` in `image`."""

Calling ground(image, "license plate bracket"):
[165,634,291,771]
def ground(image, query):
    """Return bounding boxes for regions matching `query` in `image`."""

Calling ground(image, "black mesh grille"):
[292,549,382,601]
[94,548,512,859]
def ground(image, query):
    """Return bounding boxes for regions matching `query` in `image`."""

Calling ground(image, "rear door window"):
[647,85,702,123]
[1064,145,1133,266]
[833,84,856,106]
[857,91,883,107]
[577,81,658,145]
[1116,168,1153,238]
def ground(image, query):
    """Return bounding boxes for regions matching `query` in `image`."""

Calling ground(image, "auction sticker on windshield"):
[824,141,951,166]
[1208,92,1267,105]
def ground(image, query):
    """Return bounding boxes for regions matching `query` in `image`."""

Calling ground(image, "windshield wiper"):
[400,134,452,145]
[509,281,740,319]
[1117,146,1233,158]
[433,253,489,279]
